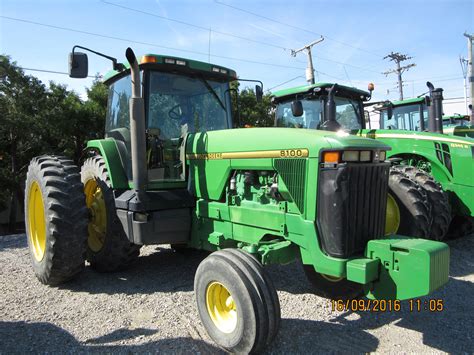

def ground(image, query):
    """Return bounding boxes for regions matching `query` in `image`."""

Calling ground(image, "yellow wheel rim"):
[321,274,343,282]
[206,281,237,334]
[27,181,46,261]
[385,193,401,235]
[84,179,107,252]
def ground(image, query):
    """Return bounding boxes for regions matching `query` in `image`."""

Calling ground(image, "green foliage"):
[0,55,107,227]
[231,81,273,128]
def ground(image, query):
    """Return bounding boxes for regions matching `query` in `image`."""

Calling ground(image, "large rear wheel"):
[396,165,451,240]
[385,166,431,238]
[194,249,280,353]
[24,155,88,285]
[81,156,140,272]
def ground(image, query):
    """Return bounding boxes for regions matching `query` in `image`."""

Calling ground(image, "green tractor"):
[25,47,449,353]
[370,94,474,138]
[443,114,472,137]
[272,82,474,241]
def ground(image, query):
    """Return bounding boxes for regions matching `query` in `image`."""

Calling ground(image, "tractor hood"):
[186,128,390,158]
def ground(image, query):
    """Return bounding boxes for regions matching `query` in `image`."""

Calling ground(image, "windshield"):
[334,97,363,131]
[381,103,428,131]
[147,71,232,137]
[275,96,363,131]
[275,99,322,129]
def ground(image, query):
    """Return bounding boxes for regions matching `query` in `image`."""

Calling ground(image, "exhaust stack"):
[323,84,341,131]
[126,48,147,202]
[426,82,444,134]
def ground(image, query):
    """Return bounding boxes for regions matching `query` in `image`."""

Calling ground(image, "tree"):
[0,55,49,229]
[0,56,108,232]
[230,81,273,128]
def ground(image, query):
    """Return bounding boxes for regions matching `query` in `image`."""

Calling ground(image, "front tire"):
[302,264,363,300]
[194,249,280,353]
[24,155,88,285]
[81,156,140,272]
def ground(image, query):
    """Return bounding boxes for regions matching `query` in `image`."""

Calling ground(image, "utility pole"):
[291,36,324,85]
[382,52,416,101]
[464,32,474,124]
[460,56,469,115]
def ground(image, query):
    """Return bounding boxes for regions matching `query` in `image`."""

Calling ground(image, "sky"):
[1,0,473,105]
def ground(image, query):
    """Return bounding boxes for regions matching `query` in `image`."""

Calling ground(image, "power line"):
[0,15,305,71]
[101,0,290,51]
[214,0,385,58]
[102,0,383,75]
[267,75,304,92]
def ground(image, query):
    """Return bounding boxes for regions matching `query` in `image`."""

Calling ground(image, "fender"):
[84,138,129,189]
[388,152,452,185]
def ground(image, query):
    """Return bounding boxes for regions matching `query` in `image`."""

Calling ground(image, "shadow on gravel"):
[329,276,474,353]
[267,318,379,353]
[446,235,474,277]
[0,234,27,251]
[59,248,209,295]
[0,321,223,353]
[85,327,158,344]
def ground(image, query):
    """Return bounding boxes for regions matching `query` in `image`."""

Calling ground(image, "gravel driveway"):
[1,233,473,354]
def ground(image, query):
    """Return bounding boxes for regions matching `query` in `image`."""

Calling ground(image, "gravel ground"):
[1,233,473,354]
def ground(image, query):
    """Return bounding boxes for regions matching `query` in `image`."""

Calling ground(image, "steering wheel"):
[168,104,182,120]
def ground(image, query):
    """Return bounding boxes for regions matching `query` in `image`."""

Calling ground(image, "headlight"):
[379,151,386,161]
[360,151,371,162]
[342,151,360,162]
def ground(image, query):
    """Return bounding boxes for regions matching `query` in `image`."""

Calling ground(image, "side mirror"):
[291,100,304,117]
[255,85,263,103]
[69,52,88,78]
[386,105,393,120]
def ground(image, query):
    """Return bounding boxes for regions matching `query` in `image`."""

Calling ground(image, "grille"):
[274,158,307,213]
[317,162,390,258]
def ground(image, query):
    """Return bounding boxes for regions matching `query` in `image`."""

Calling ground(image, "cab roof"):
[391,96,425,106]
[271,82,370,101]
[103,54,237,84]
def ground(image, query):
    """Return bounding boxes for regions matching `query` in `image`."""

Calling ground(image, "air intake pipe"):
[426,81,444,134]
[126,48,147,202]
[323,84,341,131]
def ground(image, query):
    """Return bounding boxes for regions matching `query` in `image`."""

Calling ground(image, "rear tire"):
[397,165,451,240]
[194,249,280,353]
[24,155,88,285]
[387,166,431,238]
[302,264,363,300]
[81,156,140,272]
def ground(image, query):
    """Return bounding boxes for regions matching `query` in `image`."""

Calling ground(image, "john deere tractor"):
[25,47,449,353]
[370,94,474,139]
[272,82,473,242]
[366,83,474,237]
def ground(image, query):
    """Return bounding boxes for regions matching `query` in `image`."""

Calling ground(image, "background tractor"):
[272,82,473,241]
[24,47,450,353]
[367,83,474,237]
[371,95,474,138]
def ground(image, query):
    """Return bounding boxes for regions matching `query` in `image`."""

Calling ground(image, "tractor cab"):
[443,114,470,127]
[442,114,474,138]
[272,83,370,133]
[103,54,236,188]
[374,97,429,132]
